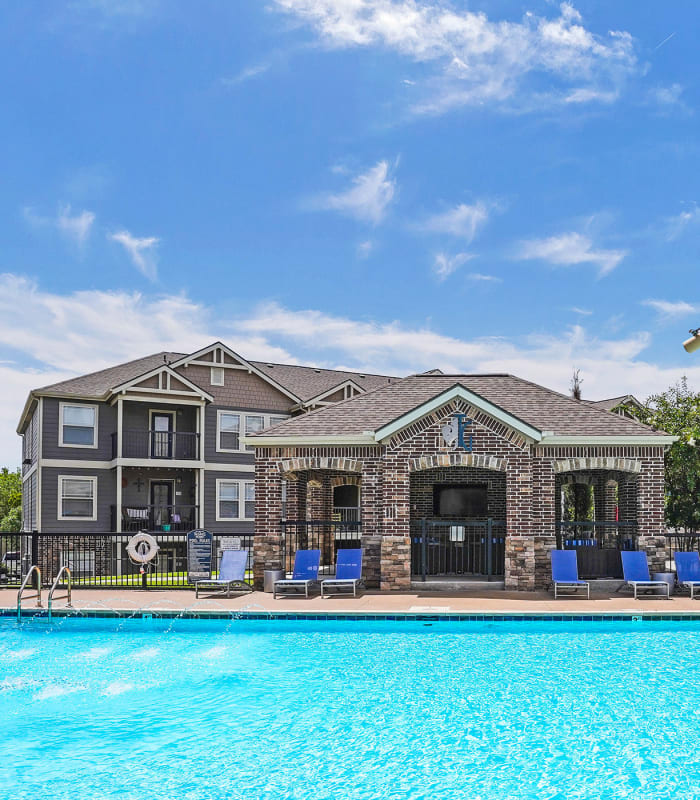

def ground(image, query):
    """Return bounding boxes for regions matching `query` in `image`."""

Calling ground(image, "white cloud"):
[571,306,592,316]
[109,230,160,281]
[221,63,270,87]
[357,240,374,258]
[642,299,699,319]
[468,272,501,283]
[315,160,396,224]
[23,204,95,247]
[4,277,700,463]
[421,201,490,242]
[432,252,472,281]
[273,0,637,114]
[517,232,627,276]
[665,203,700,241]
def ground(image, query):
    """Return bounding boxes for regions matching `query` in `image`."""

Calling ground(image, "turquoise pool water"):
[2,616,699,799]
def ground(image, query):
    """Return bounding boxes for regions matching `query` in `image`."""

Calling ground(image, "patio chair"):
[674,551,700,599]
[273,550,321,599]
[550,550,590,599]
[193,549,251,598]
[621,551,670,599]
[321,549,363,598]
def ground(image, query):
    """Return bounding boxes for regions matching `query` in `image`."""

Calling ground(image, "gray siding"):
[22,471,37,532]
[42,398,116,461]
[203,469,255,534]
[21,404,39,476]
[40,466,116,533]
[122,401,197,433]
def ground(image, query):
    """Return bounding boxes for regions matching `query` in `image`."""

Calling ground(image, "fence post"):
[421,519,427,582]
[31,530,39,591]
[486,518,493,581]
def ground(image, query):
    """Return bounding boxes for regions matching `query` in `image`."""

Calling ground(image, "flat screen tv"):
[433,484,488,517]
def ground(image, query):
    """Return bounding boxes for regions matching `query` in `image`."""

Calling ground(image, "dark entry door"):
[151,413,173,458]
[150,481,173,527]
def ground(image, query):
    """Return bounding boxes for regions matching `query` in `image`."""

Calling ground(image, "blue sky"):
[1,0,700,461]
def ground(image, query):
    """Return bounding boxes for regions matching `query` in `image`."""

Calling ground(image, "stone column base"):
[253,535,283,590]
[380,536,411,591]
[505,536,536,592]
[534,535,556,590]
[361,533,382,589]
[637,535,667,574]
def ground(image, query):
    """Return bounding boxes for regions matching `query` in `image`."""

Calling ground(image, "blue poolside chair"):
[273,549,321,599]
[551,550,589,599]
[194,550,251,598]
[321,549,363,598]
[674,552,700,599]
[621,551,670,599]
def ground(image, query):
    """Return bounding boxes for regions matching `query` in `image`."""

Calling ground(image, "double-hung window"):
[60,404,97,448]
[58,476,97,521]
[216,480,255,520]
[244,416,264,452]
[218,412,240,451]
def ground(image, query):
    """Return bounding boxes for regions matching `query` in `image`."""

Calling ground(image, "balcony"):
[112,504,199,533]
[111,430,200,460]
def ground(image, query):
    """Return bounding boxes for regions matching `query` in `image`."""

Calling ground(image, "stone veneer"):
[253,400,668,591]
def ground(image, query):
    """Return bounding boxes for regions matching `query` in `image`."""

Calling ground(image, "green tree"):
[0,468,22,533]
[630,378,700,532]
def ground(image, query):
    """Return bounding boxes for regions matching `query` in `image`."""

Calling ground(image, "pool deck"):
[4,587,700,616]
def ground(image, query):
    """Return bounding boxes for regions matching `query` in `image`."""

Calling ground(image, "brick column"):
[380,454,411,590]
[253,451,284,589]
[532,456,556,589]
[504,453,535,591]
[360,459,382,588]
[637,456,667,573]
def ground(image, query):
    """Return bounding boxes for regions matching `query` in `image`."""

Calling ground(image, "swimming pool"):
[2,615,699,799]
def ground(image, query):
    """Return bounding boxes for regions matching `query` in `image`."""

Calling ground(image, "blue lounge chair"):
[194,549,251,598]
[674,551,700,598]
[621,551,670,599]
[274,549,321,599]
[321,549,363,598]
[551,550,589,599]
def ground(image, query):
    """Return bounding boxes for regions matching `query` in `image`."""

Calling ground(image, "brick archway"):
[409,453,507,472]
[279,456,362,475]
[553,457,641,474]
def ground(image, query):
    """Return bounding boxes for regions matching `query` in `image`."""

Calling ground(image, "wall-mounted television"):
[433,484,488,517]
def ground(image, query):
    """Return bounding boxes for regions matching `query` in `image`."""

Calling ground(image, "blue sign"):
[187,529,213,582]
[440,413,473,451]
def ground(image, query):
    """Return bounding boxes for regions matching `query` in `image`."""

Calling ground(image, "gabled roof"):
[249,374,674,445]
[111,363,214,401]
[586,395,644,412]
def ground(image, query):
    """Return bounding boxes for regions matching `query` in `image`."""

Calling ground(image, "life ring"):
[126,532,160,564]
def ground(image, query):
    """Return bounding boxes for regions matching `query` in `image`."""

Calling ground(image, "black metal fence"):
[410,519,506,581]
[280,521,362,577]
[111,504,200,533]
[0,532,253,589]
[555,521,638,579]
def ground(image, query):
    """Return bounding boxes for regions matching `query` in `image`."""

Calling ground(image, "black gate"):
[411,519,505,581]
[280,521,362,577]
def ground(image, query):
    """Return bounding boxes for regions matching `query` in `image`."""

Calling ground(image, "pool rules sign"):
[187,529,213,582]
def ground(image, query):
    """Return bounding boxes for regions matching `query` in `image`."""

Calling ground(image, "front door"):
[150,481,173,528]
[151,413,174,458]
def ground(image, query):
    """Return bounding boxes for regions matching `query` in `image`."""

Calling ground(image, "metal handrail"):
[17,565,42,621]
[48,566,72,621]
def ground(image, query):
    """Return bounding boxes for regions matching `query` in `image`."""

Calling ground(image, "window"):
[58,476,97,521]
[60,404,97,448]
[211,367,224,386]
[267,415,288,428]
[244,415,264,451]
[216,479,255,520]
[244,482,255,519]
[218,412,240,451]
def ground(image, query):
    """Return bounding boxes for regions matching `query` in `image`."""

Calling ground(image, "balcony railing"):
[555,521,638,579]
[111,504,199,533]
[111,430,200,460]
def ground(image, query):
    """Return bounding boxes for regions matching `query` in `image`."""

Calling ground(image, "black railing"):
[410,519,505,581]
[111,429,200,460]
[111,504,199,533]
[280,520,362,577]
[1,531,253,589]
[556,521,638,579]
[664,532,700,573]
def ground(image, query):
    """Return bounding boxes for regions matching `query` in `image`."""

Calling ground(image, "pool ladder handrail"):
[48,566,73,621]
[17,565,42,621]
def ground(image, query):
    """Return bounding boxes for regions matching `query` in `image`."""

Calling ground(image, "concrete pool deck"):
[4,587,700,615]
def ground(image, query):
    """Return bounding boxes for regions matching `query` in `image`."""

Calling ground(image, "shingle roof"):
[35,352,186,397]
[248,361,397,403]
[258,374,666,438]
[586,395,643,412]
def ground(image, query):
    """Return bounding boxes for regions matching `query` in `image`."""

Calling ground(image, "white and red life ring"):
[126,532,160,564]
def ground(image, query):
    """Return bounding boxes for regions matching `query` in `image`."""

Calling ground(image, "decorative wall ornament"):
[441,413,473,451]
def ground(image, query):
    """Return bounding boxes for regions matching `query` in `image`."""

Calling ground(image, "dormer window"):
[211,367,224,386]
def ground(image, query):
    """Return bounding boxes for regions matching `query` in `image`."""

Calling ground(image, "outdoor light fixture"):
[683,328,700,354]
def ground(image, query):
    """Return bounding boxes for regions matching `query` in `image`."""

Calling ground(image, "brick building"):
[249,374,675,591]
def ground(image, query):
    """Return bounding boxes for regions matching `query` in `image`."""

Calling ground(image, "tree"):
[564,368,593,520]
[0,468,21,533]
[630,378,700,532]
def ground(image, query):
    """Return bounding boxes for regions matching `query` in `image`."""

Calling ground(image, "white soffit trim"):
[374,384,543,443]
[243,435,377,446]
[539,435,678,446]
[111,364,214,401]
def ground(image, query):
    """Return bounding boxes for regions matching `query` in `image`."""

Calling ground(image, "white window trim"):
[216,410,290,453]
[211,366,225,386]
[216,478,255,521]
[58,475,98,522]
[59,402,99,449]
